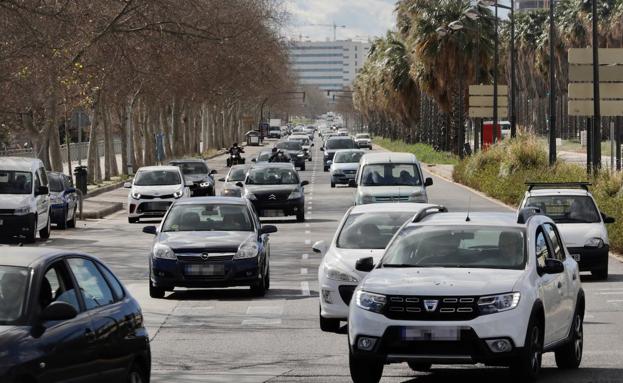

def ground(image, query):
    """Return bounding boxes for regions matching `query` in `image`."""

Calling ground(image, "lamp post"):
[548,0,556,166]
[591,0,601,171]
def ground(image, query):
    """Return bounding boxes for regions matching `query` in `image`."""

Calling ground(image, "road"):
[17,139,623,383]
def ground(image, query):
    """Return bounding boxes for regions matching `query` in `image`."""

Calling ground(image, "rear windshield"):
[134,170,181,186]
[227,167,247,182]
[0,171,33,194]
[337,212,415,249]
[246,167,299,185]
[326,139,355,150]
[525,196,601,223]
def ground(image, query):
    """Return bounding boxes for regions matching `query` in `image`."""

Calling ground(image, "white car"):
[329,149,365,188]
[519,182,614,280]
[125,166,189,223]
[348,208,584,383]
[352,152,433,204]
[354,133,372,149]
[313,203,441,332]
[219,165,249,197]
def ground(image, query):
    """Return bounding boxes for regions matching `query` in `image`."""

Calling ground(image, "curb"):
[82,202,123,219]
[86,181,126,199]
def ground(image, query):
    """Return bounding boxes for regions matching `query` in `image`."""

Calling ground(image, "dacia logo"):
[201,253,209,261]
[424,300,438,312]
[269,194,277,200]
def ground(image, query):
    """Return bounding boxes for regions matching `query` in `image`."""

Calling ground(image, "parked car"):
[354,133,372,149]
[520,182,615,280]
[125,166,189,223]
[322,137,357,171]
[219,165,249,197]
[313,203,440,332]
[169,159,217,197]
[143,197,277,297]
[348,208,584,382]
[239,163,308,222]
[329,149,364,188]
[47,171,78,229]
[0,248,151,383]
[351,152,432,204]
[0,157,51,243]
[275,141,307,171]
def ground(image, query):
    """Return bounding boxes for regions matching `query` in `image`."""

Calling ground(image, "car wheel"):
[128,217,139,224]
[67,207,77,228]
[296,211,305,222]
[319,309,340,332]
[265,265,270,290]
[510,316,543,382]
[555,310,583,369]
[250,278,266,297]
[25,216,37,243]
[407,362,432,372]
[57,208,68,230]
[349,350,383,383]
[324,167,329,172]
[127,362,147,383]
[149,280,165,299]
[39,215,51,239]
[592,265,608,280]
[330,182,335,188]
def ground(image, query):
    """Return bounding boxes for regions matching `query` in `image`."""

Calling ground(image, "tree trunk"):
[102,103,112,181]
[86,94,101,184]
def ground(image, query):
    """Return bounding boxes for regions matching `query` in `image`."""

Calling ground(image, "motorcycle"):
[227,152,245,167]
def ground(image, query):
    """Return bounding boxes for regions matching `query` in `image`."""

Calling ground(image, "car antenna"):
[466,196,471,222]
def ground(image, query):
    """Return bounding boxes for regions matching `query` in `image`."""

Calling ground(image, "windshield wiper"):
[382,263,417,268]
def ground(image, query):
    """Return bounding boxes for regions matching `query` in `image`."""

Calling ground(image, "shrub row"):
[373,137,458,165]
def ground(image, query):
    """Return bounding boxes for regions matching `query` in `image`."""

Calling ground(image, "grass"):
[537,137,618,157]
[374,137,459,165]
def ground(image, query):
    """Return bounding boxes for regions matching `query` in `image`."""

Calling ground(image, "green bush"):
[453,134,623,252]
[373,137,458,165]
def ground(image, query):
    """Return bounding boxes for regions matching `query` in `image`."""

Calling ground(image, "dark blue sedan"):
[47,172,78,229]
[0,248,150,382]
[143,197,277,298]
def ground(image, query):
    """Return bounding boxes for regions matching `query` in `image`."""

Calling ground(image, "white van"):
[0,157,51,242]
[350,152,433,205]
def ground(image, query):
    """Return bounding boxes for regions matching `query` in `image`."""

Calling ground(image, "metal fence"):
[0,139,123,162]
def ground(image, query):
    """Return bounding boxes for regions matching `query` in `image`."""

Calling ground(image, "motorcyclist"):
[227,143,245,166]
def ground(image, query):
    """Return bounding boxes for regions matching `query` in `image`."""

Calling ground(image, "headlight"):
[200,182,211,188]
[325,265,358,283]
[408,192,426,202]
[234,236,259,259]
[14,206,30,215]
[360,194,375,204]
[478,292,521,314]
[222,188,237,196]
[288,190,303,199]
[153,244,176,260]
[131,191,142,200]
[173,190,183,199]
[50,195,63,204]
[297,153,304,157]
[355,290,387,313]
[585,237,604,248]
[245,191,257,200]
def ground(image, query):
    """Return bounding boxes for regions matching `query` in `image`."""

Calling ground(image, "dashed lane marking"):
[302,253,309,260]
[246,306,284,315]
[241,318,282,326]
[301,268,308,275]
[304,239,311,245]
[300,281,310,296]
[305,230,311,234]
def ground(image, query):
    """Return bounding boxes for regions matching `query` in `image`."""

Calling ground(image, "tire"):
[250,278,266,297]
[265,265,270,290]
[331,182,335,188]
[296,211,305,222]
[149,280,165,299]
[407,362,432,372]
[25,217,37,243]
[128,217,139,224]
[592,265,608,280]
[319,311,340,332]
[555,310,583,369]
[67,207,76,228]
[39,215,51,239]
[308,157,312,162]
[510,315,543,382]
[324,167,329,172]
[349,350,383,383]
[127,362,147,383]
[57,208,68,230]
[300,164,306,171]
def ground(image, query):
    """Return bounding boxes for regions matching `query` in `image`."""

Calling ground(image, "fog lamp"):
[486,339,513,353]
[357,337,378,351]
[321,289,333,304]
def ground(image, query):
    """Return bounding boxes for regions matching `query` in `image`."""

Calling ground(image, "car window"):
[34,170,41,190]
[535,229,549,268]
[43,262,80,313]
[543,223,565,261]
[0,171,33,195]
[525,195,600,223]
[227,167,247,182]
[337,212,415,249]
[171,162,208,175]
[162,203,254,232]
[334,151,364,163]
[97,264,125,301]
[326,139,355,150]
[67,258,115,310]
[0,266,29,324]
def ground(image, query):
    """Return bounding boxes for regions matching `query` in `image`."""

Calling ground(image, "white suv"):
[348,208,584,382]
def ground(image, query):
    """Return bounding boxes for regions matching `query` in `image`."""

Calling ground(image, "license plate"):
[185,264,225,276]
[402,327,460,341]
[262,210,283,217]
[572,254,581,262]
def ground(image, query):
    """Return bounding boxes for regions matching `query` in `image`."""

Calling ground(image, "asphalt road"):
[15,138,623,383]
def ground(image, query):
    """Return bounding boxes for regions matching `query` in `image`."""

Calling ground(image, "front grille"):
[176,253,235,262]
[0,209,14,215]
[256,192,290,202]
[343,170,356,175]
[338,285,356,305]
[385,295,479,321]
[375,196,409,202]
[141,194,174,200]
[137,201,171,213]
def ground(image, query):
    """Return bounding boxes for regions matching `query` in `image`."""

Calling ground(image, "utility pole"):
[592,0,601,171]
[493,5,499,142]
[510,0,517,138]
[548,0,556,166]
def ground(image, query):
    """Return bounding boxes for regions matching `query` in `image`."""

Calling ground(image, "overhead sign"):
[468,107,508,118]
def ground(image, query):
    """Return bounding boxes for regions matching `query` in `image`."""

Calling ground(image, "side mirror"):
[320,148,324,152]
[539,259,564,275]
[123,182,132,189]
[218,177,226,182]
[210,169,218,175]
[260,225,278,235]
[424,177,433,187]
[251,158,257,162]
[142,226,157,235]
[301,180,310,187]
[235,182,244,188]
[311,143,315,147]
[355,257,375,272]
[41,301,78,321]
[348,180,357,188]
[36,186,49,196]
[602,212,615,224]
[65,187,76,194]
[312,240,327,254]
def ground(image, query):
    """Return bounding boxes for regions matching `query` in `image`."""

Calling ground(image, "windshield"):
[162,204,254,232]
[0,171,33,195]
[227,167,247,182]
[246,167,299,185]
[337,212,416,249]
[326,139,355,150]
[170,162,208,176]
[290,136,310,145]
[356,134,370,139]
[0,266,30,324]
[361,164,422,186]
[257,152,272,162]
[382,226,526,269]
[48,174,64,192]
[277,142,303,151]
[525,196,601,223]
[134,170,181,186]
[334,151,364,164]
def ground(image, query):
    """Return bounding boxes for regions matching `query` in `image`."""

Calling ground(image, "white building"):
[515,0,548,11]
[288,40,371,92]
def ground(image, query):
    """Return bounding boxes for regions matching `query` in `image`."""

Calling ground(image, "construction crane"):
[304,22,346,41]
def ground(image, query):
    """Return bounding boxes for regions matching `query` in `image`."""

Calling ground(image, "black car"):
[322,137,357,171]
[238,163,308,222]
[275,141,306,171]
[47,172,79,229]
[144,197,277,298]
[0,248,150,383]
[169,159,217,196]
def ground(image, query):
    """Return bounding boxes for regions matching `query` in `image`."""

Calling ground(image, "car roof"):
[327,136,352,140]
[252,162,296,169]
[350,203,439,215]
[414,212,523,227]
[0,247,75,268]
[526,189,591,197]
[334,149,364,153]
[169,159,206,164]
[174,196,248,206]
[361,152,417,164]
[0,157,42,172]
[137,165,181,172]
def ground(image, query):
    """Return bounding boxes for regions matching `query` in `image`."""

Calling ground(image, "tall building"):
[288,40,371,92]
[516,0,548,11]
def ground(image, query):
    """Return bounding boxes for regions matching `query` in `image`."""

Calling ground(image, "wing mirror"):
[123,182,132,188]
[601,212,615,224]
[235,182,244,188]
[36,186,49,196]
[320,148,324,152]
[142,226,157,235]
[424,177,433,187]
[41,301,78,321]
[218,177,226,182]
[355,257,375,272]
[348,180,357,188]
[251,158,257,162]
[539,259,564,275]
[210,169,218,175]
[312,240,327,254]
[260,225,278,235]
[301,180,310,187]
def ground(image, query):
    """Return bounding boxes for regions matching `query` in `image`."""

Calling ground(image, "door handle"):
[85,328,96,342]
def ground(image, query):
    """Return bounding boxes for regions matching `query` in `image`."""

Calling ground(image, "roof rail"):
[412,205,448,223]
[525,182,591,191]
[517,207,543,224]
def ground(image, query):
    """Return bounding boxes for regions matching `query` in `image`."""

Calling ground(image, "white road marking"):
[597,292,623,295]
[305,230,311,234]
[302,253,309,260]
[301,268,308,275]
[242,318,282,326]
[246,306,284,315]
[304,239,311,245]
[305,223,310,228]
[607,300,623,303]
[300,281,310,296]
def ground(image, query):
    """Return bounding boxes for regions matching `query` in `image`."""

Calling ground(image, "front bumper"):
[50,204,68,223]
[567,245,609,271]
[0,213,36,236]
[251,198,304,217]
[320,277,357,320]
[129,198,175,218]
[151,257,261,288]
[331,172,356,185]
[357,141,372,148]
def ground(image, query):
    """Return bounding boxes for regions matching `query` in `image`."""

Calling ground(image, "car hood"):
[222,181,243,190]
[325,248,386,278]
[183,174,212,184]
[131,185,183,195]
[359,186,425,197]
[556,223,608,247]
[0,194,31,209]
[361,268,523,296]
[245,184,298,194]
[331,163,359,172]
[157,231,253,251]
